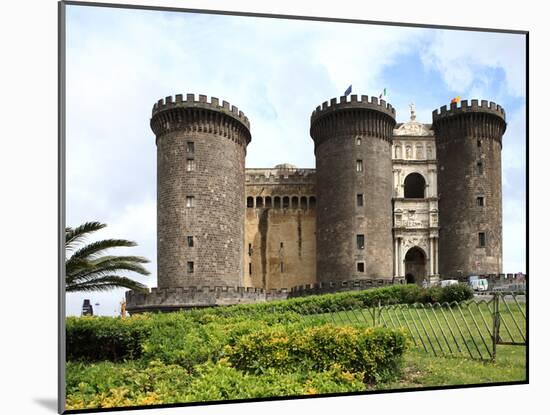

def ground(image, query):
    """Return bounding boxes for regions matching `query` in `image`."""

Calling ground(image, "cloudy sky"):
[65,5,526,316]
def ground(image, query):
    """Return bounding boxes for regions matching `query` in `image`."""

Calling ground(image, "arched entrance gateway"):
[404,246,427,285]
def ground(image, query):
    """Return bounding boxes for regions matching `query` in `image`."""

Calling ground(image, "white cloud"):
[421,30,526,98]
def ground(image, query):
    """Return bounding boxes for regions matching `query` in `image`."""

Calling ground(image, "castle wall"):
[244,167,316,289]
[433,100,506,277]
[311,95,396,281]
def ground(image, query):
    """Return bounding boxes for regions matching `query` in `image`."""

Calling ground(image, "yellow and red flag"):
[450,96,461,104]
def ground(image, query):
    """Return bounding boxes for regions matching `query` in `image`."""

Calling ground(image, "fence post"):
[491,293,500,361]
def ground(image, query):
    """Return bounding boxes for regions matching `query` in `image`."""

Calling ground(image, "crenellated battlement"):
[125,285,290,313]
[152,93,250,128]
[310,95,397,145]
[432,99,506,122]
[288,278,400,297]
[311,94,395,124]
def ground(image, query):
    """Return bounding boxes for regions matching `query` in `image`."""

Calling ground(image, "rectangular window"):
[187,141,195,153]
[280,242,284,248]
[249,263,252,275]
[357,262,365,273]
[187,261,194,273]
[280,262,284,273]
[476,196,485,207]
[478,232,486,248]
[357,193,364,207]
[356,234,365,250]
[186,196,194,208]
[187,236,194,247]
[186,158,195,172]
[356,160,363,172]
[477,140,482,148]
[356,137,361,145]
[477,161,483,174]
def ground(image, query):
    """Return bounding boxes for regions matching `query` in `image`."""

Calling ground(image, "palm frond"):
[71,239,138,260]
[66,275,149,293]
[65,222,106,253]
[65,221,151,293]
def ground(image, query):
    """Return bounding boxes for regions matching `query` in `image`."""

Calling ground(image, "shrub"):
[65,360,365,409]
[439,283,474,303]
[66,315,153,361]
[225,325,408,383]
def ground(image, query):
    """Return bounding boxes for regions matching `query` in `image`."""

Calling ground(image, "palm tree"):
[65,221,150,293]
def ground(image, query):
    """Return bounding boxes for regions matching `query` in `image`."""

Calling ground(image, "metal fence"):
[302,292,526,361]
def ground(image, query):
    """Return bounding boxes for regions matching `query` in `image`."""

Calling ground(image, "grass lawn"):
[377,345,526,390]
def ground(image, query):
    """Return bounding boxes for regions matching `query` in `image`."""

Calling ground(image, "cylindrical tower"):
[151,93,251,289]
[310,95,396,282]
[432,99,506,278]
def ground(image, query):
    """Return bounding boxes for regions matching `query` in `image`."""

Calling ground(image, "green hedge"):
[66,285,472,364]
[225,325,408,383]
[66,315,153,362]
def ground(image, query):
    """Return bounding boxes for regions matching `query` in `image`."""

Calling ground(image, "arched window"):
[246,196,254,208]
[274,196,281,208]
[282,196,290,208]
[291,196,299,208]
[300,196,308,209]
[264,196,272,208]
[256,196,264,208]
[404,173,426,198]
[309,196,316,208]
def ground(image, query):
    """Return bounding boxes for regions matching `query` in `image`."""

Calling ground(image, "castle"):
[126,93,506,313]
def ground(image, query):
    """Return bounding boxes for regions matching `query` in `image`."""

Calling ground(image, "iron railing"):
[300,292,525,361]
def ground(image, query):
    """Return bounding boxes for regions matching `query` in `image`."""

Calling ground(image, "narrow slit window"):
[357,193,364,207]
[248,243,252,256]
[280,262,284,273]
[477,161,483,174]
[356,160,363,172]
[356,234,365,250]
[187,261,194,273]
[478,232,486,248]
[280,242,284,249]
[187,236,194,247]
[249,263,252,275]
[186,196,194,208]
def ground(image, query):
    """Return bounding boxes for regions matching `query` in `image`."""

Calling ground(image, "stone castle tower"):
[432,100,506,278]
[310,96,396,282]
[126,93,507,313]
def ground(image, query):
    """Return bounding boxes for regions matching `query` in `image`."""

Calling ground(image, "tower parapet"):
[432,99,506,278]
[432,100,506,143]
[151,94,251,145]
[311,94,396,283]
[310,95,395,148]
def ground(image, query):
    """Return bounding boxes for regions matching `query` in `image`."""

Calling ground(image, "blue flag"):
[344,85,352,96]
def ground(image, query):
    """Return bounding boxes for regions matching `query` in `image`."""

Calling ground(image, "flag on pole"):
[344,85,352,96]
[450,96,461,104]
[379,88,387,100]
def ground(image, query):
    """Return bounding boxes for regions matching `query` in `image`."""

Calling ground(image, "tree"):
[65,221,150,293]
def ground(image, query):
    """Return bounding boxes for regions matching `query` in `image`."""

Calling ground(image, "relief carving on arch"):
[402,236,429,256]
